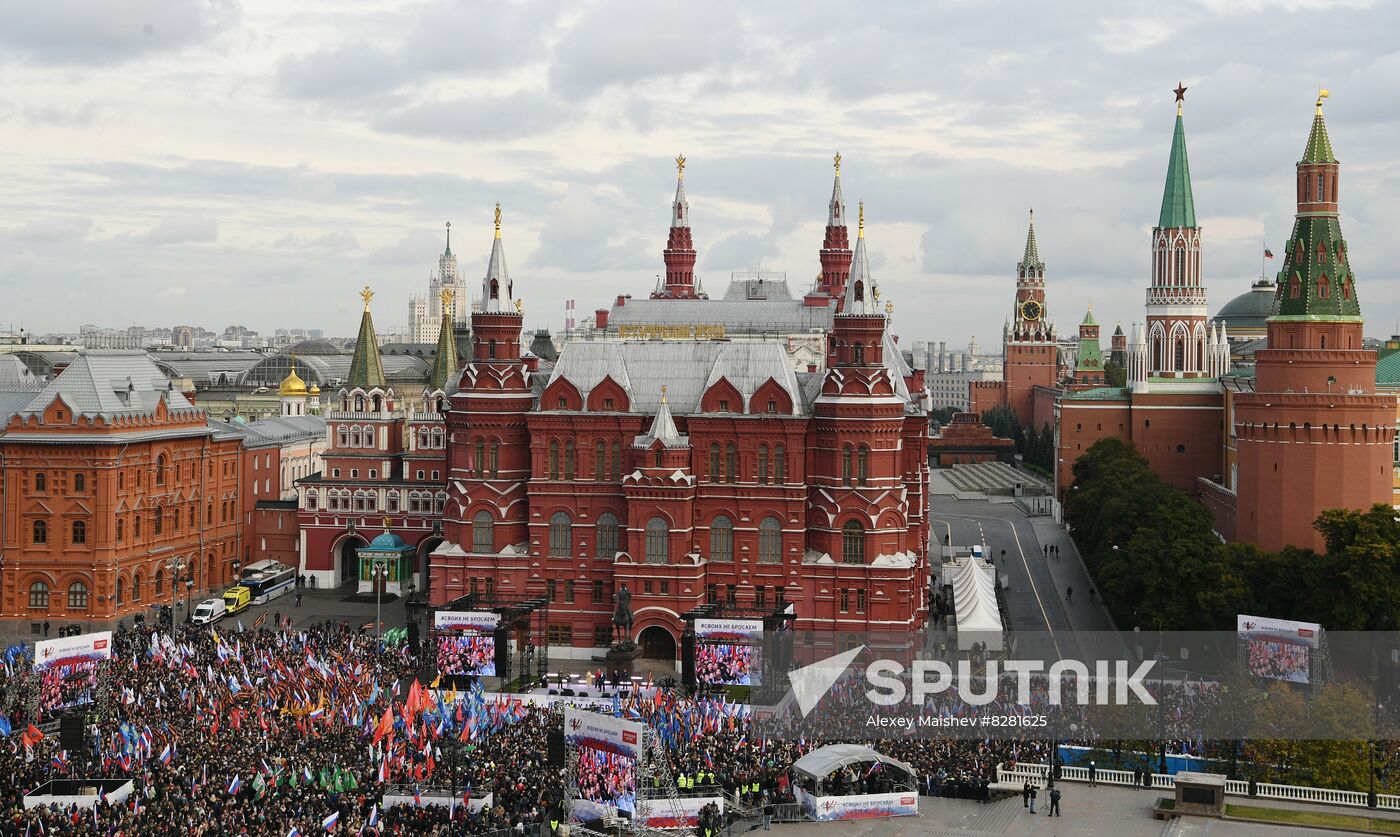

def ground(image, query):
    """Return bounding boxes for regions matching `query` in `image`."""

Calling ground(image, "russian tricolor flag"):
[367,805,379,828]
[287,828,302,837]
[321,810,339,831]
[158,744,173,765]
[228,775,242,795]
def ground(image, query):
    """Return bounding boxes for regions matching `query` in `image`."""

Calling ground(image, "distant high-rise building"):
[408,223,468,343]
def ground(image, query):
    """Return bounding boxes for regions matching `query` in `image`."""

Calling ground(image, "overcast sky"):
[2,0,1397,349]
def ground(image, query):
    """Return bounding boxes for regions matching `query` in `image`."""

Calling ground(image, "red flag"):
[1264,248,1274,259]
[405,679,423,717]
[22,724,44,747]
[371,705,394,745]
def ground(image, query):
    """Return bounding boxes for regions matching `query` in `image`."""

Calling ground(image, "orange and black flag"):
[253,613,268,629]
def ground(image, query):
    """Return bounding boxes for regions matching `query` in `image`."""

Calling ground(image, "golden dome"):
[309,384,321,394]
[279,362,309,397]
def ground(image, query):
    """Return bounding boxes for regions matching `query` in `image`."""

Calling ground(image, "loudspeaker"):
[493,625,509,676]
[681,632,697,690]
[547,729,565,767]
[60,713,86,752]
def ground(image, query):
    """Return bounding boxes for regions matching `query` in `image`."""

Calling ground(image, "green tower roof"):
[347,289,387,390]
[1081,307,1098,327]
[1019,211,1042,270]
[429,306,458,390]
[1302,98,1336,163]
[1271,99,1360,323]
[1158,112,1197,229]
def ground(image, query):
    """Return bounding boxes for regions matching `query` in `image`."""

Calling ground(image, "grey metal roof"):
[16,351,198,420]
[547,340,806,415]
[0,390,39,427]
[151,351,268,387]
[0,355,40,390]
[605,297,834,334]
[241,353,431,388]
[210,414,326,446]
[721,273,795,301]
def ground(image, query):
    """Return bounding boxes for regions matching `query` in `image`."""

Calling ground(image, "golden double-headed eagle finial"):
[440,288,454,311]
[359,285,374,310]
[493,202,502,238]
[834,151,841,175]
[514,298,523,314]
[676,154,686,178]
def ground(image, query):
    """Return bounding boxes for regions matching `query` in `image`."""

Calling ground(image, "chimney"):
[615,295,627,307]
[595,309,610,329]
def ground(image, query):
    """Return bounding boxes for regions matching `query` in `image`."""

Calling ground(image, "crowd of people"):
[0,619,1269,836]
[695,644,755,687]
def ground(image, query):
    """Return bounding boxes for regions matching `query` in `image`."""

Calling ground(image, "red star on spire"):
[1174,82,1188,103]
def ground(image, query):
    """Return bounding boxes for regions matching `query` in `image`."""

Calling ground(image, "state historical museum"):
[427,159,931,660]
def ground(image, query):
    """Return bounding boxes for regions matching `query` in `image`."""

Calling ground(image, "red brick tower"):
[1234,93,1394,552]
[1003,210,1058,423]
[655,154,703,299]
[819,152,853,307]
[1143,84,1210,380]
[434,204,533,606]
[809,205,914,566]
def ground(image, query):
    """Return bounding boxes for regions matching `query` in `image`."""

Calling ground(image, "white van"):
[192,598,227,625]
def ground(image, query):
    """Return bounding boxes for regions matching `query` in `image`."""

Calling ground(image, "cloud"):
[272,232,360,253]
[141,214,218,245]
[0,0,240,65]
[368,229,450,266]
[275,42,406,102]
[703,232,778,273]
[0,217,95,242]
[372,92,571,142]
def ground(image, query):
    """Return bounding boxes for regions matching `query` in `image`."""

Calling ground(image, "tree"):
[1104,360,1127,388]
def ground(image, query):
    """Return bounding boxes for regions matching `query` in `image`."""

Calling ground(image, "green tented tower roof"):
[429,309,458,390]
[1302,101,1336,163]
[347,294,387,390]
[1158,113,1197,229]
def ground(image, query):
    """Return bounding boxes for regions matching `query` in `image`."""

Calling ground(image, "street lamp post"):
[372,559,388,645]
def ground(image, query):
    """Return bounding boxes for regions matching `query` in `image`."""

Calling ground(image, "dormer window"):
[1317,275,1330,299]
[767,400,777,414]
[718,399,729,412]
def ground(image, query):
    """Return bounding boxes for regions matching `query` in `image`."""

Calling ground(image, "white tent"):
[950,557,1003,651]
[791,744,917,784]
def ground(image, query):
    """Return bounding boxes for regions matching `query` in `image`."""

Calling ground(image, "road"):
[930,493,1118,661]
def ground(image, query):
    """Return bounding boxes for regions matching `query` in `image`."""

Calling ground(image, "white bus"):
[241,561,296,605]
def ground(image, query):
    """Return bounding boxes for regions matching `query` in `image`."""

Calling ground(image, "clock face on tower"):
[1019,299,1043,322]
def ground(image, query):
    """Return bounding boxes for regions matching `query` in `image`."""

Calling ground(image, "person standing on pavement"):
[1028,784,1038,814]
[1048,787,1061,816]
[1065,586,1073,602]
[1088,761,1097,786]
[1022,780,1031,808]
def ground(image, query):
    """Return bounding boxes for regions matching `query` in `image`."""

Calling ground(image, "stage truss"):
[565,720,686,833]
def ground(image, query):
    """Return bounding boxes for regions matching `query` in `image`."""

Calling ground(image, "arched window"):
[29,581,49,608]
[709,443,720,481]
[135,515,142,536]
[841,446,853,485]
[645,517,669,565]
[68,581,89,610]
[1175,245,1186,285]
[775,445,786,483]
[1289,275,1301,299]
[488,338,497,359]
[474,438,485,475]
[852,343,864,365]
[32,519,47,544]
[757,444,769,484]
[306,490,318,511]
[564,441,576,480]
[154,510,163,535]
[116,518,124,541]
[72,520,87,544]
[759,516,782,564]
[155,454,167,485]
[611,442,621,481]
[548,512,572,558]
[725,443,737,483]
[841,521,866,565]
[595,441,606,481]
[472,510,494,553]
[1318,274,1330,299]
[710,516,733,562]
[548,439,560,480]
[34,473,46,492]
[116,576,124,605]
[74,473,85,492]
[596,513,619,560]
[857,446,869,486]
[1174,338,1185,372]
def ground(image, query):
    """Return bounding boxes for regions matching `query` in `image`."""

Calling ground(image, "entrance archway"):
[415,536,443,599]
[638,625,676,660]
[338,536,367,587]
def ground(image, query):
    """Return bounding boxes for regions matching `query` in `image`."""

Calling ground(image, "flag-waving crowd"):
[0,623,1047,835]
